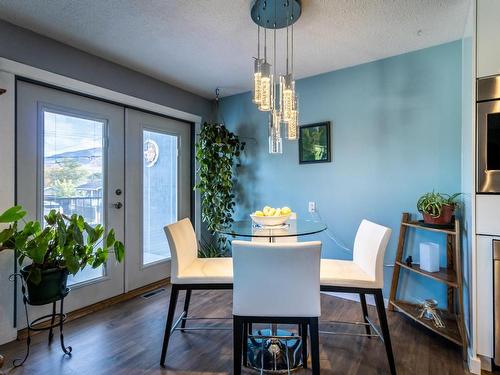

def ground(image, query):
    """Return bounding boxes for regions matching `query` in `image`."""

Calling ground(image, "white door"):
[124,108,191,291]
[16,81,125,319]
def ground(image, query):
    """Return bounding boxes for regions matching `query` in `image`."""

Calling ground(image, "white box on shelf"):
[419,242,440,272]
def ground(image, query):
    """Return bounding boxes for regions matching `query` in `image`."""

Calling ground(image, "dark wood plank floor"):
[0,286,469,374]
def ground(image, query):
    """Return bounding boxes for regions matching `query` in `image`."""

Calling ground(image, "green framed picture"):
[298,121,331,164]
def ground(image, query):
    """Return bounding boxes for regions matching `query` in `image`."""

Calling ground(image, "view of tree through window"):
[43,110,105,284]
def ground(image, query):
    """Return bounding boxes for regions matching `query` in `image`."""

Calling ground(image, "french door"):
[125,109,191,291]
[16,81,191,322]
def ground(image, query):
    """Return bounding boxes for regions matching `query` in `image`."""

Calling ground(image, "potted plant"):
[0,206,124,305]
[194,122,245,257]
[417,191,461,225]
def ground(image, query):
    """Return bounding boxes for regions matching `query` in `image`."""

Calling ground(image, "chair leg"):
[233,316,243,375]
[242,323,248,367]
[180,289,192,331]
[374,289,397,375]
[301,322,308,368]
[359,293,372,336]
[160,284,180,367]
[309,318,320,375]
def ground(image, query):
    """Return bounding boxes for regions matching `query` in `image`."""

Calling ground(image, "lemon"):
[281,206,292,215]
[254,210,264,217]
[267,208,276,216]
[274,208,282,216]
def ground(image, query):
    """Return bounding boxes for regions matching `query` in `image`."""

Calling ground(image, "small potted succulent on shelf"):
[417,191,461,226]
[0,206,124,305]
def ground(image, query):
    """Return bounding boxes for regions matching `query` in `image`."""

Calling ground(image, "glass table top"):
[219,219,327,238]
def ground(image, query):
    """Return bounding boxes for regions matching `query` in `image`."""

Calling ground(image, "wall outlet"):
[308,201,316,213]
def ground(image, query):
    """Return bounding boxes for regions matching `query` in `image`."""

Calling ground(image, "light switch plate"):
[308,201,316,213]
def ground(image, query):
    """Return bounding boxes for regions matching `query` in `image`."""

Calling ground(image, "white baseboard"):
[477,354,491,373]
[322,291,389,308]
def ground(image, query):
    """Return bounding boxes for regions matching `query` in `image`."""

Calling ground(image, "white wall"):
[0,71,17,344]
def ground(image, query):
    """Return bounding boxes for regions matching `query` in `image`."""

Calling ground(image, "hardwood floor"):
[0,286,469,374]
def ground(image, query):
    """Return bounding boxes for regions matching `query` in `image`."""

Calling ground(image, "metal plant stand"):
[9,274,72,367]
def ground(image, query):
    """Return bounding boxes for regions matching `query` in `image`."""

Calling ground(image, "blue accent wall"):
[220,41,462,304]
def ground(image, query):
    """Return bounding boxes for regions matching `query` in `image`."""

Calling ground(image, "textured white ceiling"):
[0,0,470,98]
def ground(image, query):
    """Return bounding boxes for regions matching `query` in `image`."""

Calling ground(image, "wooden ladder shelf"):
[388,212,467,357]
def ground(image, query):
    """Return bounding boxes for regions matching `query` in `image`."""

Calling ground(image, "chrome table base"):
[246,328,303,374]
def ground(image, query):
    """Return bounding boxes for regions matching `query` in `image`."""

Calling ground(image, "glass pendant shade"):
[268,110,283,154]
[280,74,295,122]
[252,58,263,105]
[259,62,273,112]
[287,108,299,140]
[285,94,299,140]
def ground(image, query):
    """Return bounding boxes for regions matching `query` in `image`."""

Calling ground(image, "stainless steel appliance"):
[478,76,500,192]
[494,240,500,365]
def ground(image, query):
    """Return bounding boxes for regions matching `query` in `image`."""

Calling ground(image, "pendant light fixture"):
[251,0,302,153]
[259,29,273,112]
[281,22,298,140]
[269,16,282,153]
[252,26,263,105]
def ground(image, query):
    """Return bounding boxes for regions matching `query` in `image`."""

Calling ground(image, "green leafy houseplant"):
[0,206,124,304]
[417,191,461,225]
[194,122,245,256]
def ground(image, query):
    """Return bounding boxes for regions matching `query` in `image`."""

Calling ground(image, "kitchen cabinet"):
[477,235,494,358]
[477,195,500,235]
[477,0,500,78]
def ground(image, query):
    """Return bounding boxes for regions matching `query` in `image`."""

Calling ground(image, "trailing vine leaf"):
[92,247,107,268]
[44,210,57,226]
[0,227,14,246]
[114,241,125,262]
[106,229,116,249]
[194,122,245,256]
[0,205,26,223]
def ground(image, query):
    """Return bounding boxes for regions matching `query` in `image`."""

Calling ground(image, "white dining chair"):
[232,240,322,375]
[320,219,396,375]
[160,218,233,366]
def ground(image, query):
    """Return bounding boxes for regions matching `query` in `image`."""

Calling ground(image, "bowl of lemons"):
[250,206,292,226]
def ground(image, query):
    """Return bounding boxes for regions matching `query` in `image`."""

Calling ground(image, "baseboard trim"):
[470,352,485,374]
[477,353,491,373]
[322,291,389,308]
[17,278,170,340]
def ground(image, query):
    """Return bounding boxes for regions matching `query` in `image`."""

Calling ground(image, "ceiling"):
[0,0,470,99]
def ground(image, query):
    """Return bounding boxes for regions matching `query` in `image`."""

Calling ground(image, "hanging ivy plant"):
[195,122,245,254]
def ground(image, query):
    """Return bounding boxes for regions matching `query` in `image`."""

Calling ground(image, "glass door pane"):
[43,110,105,284]
[18,80,125,319]
[143,130,178,265]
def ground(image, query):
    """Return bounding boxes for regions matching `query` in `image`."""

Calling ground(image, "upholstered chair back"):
[232,240,322,317]
[352,220,392,288]
[164,218,198,284]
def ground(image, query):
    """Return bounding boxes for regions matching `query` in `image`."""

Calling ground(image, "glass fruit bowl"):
[250,213,291,226]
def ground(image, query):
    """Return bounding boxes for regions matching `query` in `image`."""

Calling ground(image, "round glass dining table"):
[219,219,327,242]
[218,219,327,373]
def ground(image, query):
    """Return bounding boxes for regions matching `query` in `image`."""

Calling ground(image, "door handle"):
[113,202,123,209]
